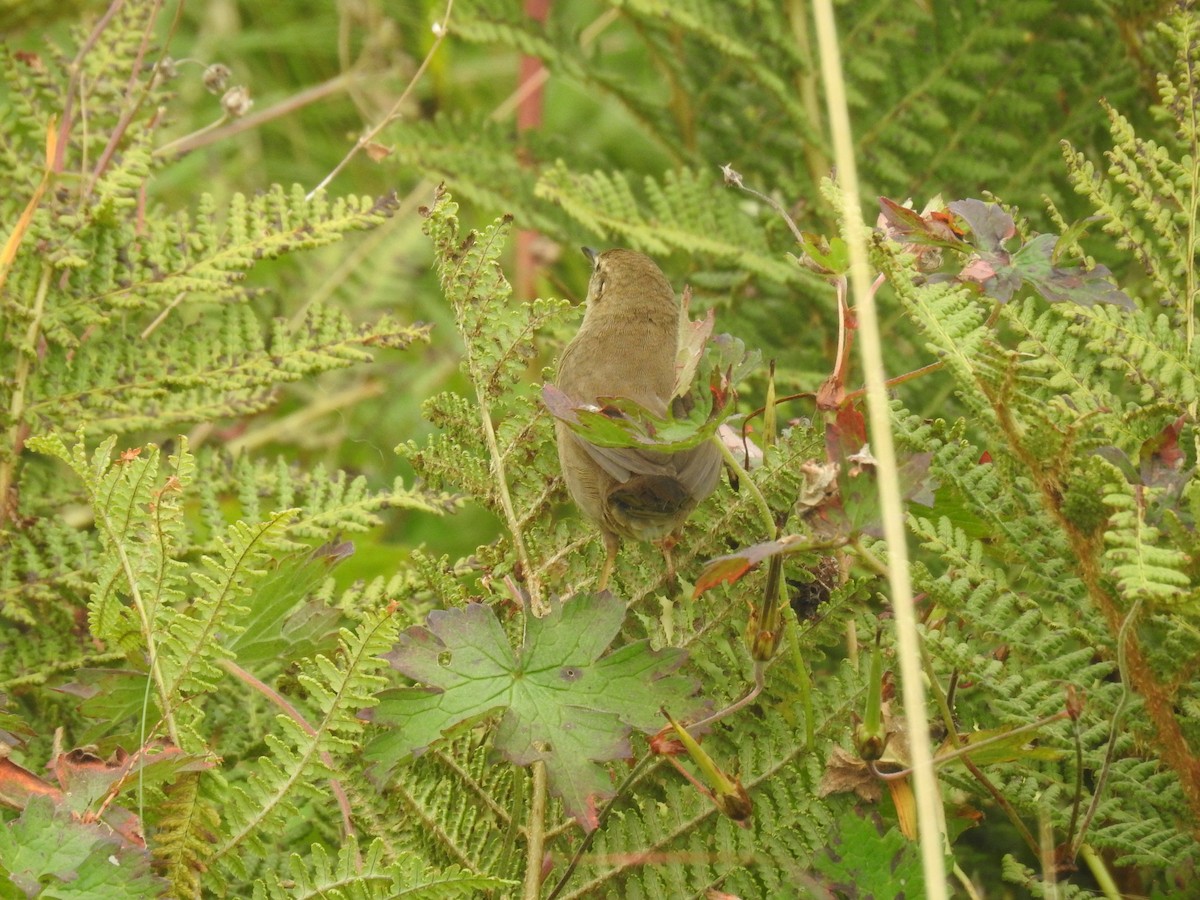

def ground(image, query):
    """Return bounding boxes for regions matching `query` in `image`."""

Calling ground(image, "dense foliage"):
[1,1,1198,897]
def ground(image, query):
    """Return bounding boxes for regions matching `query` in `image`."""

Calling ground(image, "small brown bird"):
[554,247,723,589]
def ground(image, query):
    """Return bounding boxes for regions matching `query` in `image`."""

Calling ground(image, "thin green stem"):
[918,644,956,739]
[0,265,51,525]
[156,70,360,157]
[467,252,544,618]
[811,2,947,892]
[1066,706,1085,855]
[1069,598,1143,860]
[308,0,454,198]
[98,501,179,747]
[546,754,660,900]
[918,645,1040,858]
[872,712,1067,781]
[686,664,766,732]
[714,435,776,539]
[1079,843,1121,900]
[522,760,548,900]
[152,112,229,157]
[849,537,889,578]
[952,863,983,900]
[785,615,816,749]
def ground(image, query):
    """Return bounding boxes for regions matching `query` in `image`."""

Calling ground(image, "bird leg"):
[598,530,620,591]
[656,531,682,583]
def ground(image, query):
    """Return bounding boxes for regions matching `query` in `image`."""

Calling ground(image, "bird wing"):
[568,432,722,499]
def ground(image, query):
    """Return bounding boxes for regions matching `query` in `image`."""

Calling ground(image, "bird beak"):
[581,246,598,265]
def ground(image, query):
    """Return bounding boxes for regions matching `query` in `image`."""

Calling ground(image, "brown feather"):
[554,249,722,577]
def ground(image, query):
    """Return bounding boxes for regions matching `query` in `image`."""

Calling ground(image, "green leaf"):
[0,795,165,898]
[878,197,969,250]
[543,328,757,453]
[837,450,938,539]
[810,809,926,897]
[1008,234,1135,309]
[366,595,707,829]
[226,541,348,672]
[542,383,726,452]
[948,198,1015,252]
[796,232,851,276]
[943,199,1135,309]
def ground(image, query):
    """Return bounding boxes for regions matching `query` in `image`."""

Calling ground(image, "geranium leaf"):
[365,595,707,829]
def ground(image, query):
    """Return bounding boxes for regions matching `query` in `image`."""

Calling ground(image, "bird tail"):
[607,475,691,522]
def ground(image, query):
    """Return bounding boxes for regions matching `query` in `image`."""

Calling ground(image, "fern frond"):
[211,606,400,879]
[254,837,511,899]
[23,304,429,435]
[874,243,999,416]
[423,193,569,403]
[1063,5,1200,335]
[1071,305,1198,403]
[159,510,298,703]
[0,514,94,627]
[194,450,457,549]
[536,163,800,284]
[28,433,180,655]
[382,736,520,879]
[1103,479,1195,605]
[152,770,220,898]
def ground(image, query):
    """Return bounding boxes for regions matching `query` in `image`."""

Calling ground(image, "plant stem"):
[952,863,983,900]
[101,502,179,747]
[157,70,360,157]
[1079,843,1122,900]
[522,760,548,899]
[220,659,354,839]
[919,644,1040,857]
[1069,598,1143,859]
[686,664,766,732]
[811,1,948,894]
[476,358,544,619]
[714,435,776,539]
[0,265,50,527]
[546,754,659,900]
[785,615,816,749]
[871,712,1067,782]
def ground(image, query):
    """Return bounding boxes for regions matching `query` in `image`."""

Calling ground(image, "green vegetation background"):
[8,0,1162,580]
[4,0,1199,897]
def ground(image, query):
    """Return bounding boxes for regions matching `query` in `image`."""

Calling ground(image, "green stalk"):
[810,1,948,894]
[522,761,548,899]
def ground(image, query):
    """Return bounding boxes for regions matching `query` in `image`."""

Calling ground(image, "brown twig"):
[82,0,168,197]
[55,0,124,173]
[308,0,454,199]
[155,70,363,157]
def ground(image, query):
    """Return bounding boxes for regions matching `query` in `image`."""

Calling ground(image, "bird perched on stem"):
[553,247,723,589]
